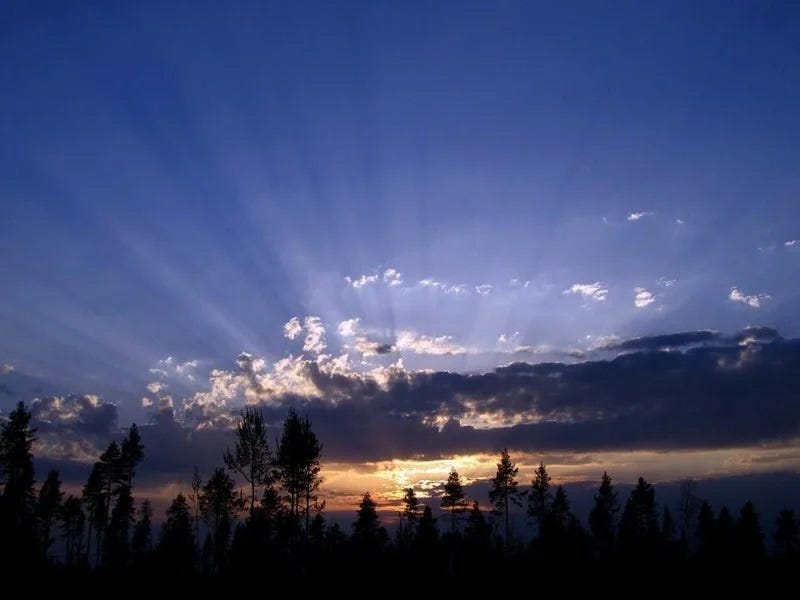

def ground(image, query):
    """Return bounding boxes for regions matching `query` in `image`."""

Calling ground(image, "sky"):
[1,2,800,517]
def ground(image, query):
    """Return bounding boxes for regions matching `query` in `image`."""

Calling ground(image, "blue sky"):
[1,0,800,482]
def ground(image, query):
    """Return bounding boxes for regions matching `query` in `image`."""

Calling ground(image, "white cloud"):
[146,381,166,394]
[729,287,770,309]
[785,240,799,248]
[498,331,520,345]
[382,268,403,287]
[152,356,200,380]
[345,274,379,288]
[475,284,493,296]
[676,218,685,225]
[141,397,153,408]
[627,211,652,221]
[337,318,361,338]
[418,279,469,294]
[283,317,303,340]
[396,331,465,355]
[301,316,327,355]
[283,316,327,355]
[509,278,531,288]
[634,287,655,308]
[564,282,608,302]
[0,364,13,374]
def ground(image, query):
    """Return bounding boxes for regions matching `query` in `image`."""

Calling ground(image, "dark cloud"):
[604,330,720,351]
[25,329,800,489]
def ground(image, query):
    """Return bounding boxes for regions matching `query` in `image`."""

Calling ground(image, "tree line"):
[1,401,799,576]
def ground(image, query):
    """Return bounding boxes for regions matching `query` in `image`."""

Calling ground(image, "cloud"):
[419,279,469,294]
[657,277,676,288]
[153,356,200,380]
[172,328,800,462]
[564,282,608,302]
[395,331,466,356]
[475,284,493,296]
[757,245,776,254]
[509,278,530,288]
[0,364,13,374]
[633,288,655,308]
[345,274,379,288]
[676,219,685,225]
[337,318,361,338]
[283,317,303,340]
[283,316,327,355]
[382,268,403,287]
[729,287,770,309]
[498,332,520,346]
[146,381,166,394]
[627,211,652,221]
[785,240,799,248]
[601,330,720,352]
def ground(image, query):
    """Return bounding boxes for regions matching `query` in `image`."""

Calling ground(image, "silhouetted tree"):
[464,501,491,556]
[774,509,800,560]
[441,469,467,535]
[735,500,765,561]
[399,487,422,546]
[528,462,552,536]
[618,477,659,557]
[415,505,439,562]
[120,424,144,488]
[82,463,105,566]
[224,407,271,512]
[60,495,85,567]
[0,401,37,564]
[97,441,123,563]
[131,499,153,568]
[489,448,521,550]
[276,409,322,536]
[677,478,700,553]
[36,469,63,562]
[589,471,618,556]
[716,506,735,560]
[189,466,202,555]
[200,467,240,572]
[696,501,715,560]
[105,484,135,568]
[158,493,195,574]
[352,492,387,554]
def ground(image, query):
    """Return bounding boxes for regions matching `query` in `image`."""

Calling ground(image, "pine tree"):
[35,469,63,562]
[200,467,240,572]
[735,500,765,560]
[528,462,552,535]
[120,424,144,488]
[0,401,37,563]
[441,469,467,535]
[82,463,105,566]
[159,493,195,574]
[223,407,271,512]
[400,487,422,545]
[696,501,715,560]
[276,409,322,536]
[488,448,521,549]
[588,471,618,555]
[774,509,800,560]
[352,492,387,553]
[189,466,202,555]
[416,505,439,554]
[131,499,153,567]
[60,495,85,567]
[464,501,491,554]
[618,477,659,556]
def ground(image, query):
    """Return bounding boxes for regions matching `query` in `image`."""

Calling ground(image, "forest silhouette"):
[1,400,799,576]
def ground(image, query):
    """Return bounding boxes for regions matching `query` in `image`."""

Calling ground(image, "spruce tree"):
[488,448,521,549]
[441,469,467,535]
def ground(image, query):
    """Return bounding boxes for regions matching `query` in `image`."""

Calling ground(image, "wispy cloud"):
[396,331,465,355]
[283,316,327,355]
[0,364,14,374]
[345,274,379,288]
[564,282,608,302]
[627,211,652,221]
[475,284,493,296]
[283,317,303,339]
[337,318,361,338]
[785,240,799,248]
[146,381,166,394]
[418,279,469,294]
[657,277,676,288]
[676,218,685,225]
[729,287,770,309]
[633,288,655,308]
[153,356,200,380]
[508,278,531,288]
